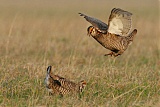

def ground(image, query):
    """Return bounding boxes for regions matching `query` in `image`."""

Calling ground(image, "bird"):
[45,66,86,96]
[79,8,137,57]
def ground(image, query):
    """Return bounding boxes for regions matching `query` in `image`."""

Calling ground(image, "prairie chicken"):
[79,8,137,57]
[45,66,86,96]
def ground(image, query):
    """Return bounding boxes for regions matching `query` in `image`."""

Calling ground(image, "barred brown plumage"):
[45,66,86,96]
[79,8,137,57]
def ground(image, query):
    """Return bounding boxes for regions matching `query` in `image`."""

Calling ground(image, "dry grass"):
[0,0,159,107]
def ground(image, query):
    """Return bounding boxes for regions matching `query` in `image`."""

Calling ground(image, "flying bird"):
[45,66,86,96]
[79,8,137,57]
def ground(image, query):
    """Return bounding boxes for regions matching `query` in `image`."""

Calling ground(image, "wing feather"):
[79,13,108,33]
[108,8,132,36]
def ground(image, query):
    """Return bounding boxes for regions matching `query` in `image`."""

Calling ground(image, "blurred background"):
[0,0,159,63]
[0,0,159,106]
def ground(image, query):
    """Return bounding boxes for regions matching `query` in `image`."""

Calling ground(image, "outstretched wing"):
[108,8,132,36]
[79,13,108,33]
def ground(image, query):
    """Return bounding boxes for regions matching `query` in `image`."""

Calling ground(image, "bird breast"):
[91,32,125,51]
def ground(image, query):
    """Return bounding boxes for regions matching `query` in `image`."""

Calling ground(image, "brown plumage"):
[45,66,86,96]
[79,8,137,57]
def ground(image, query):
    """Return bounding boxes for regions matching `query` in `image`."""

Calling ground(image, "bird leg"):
[112,53,120,57]
[113,50,124,57]
[104,52,121,57]
[104,52,114,56]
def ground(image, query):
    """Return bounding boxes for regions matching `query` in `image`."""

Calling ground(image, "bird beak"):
[87,32,90,36]
[87,26,93,37]
[87,31,91,37]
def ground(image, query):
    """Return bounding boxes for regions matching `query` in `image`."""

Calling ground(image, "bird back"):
[45,66,86,96]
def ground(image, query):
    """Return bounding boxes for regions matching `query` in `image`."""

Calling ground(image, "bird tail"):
[127,29,137,45]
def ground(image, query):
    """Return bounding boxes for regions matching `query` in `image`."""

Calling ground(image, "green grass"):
[0,0,159,107]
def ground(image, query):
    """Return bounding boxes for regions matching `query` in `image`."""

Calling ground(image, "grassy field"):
[0,0,159,106]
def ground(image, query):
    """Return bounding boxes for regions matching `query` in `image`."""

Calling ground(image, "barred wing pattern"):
[48,78,71,95]
[108,8,132,36]
[79,13,108,33]
[52,74,78,92]
[79,8,137,57]
[45,66,86,96]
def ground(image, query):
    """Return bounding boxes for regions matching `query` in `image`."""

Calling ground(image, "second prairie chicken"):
[45,66,86,96]
[79,8,137,57]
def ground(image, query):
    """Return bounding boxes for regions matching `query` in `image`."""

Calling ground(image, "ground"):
[0,0,159,106]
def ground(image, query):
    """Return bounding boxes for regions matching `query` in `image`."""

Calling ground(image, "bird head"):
[87,26,98,37]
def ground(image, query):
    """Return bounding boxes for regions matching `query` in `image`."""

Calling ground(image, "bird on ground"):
[79,8,137,57]
[45,66,86,96]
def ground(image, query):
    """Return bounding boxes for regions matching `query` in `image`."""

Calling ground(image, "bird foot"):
[104,52,119,57]
[104,52,114,57]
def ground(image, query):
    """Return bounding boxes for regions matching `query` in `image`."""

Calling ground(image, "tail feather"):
[127,29,137,44]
